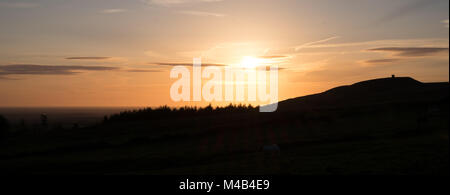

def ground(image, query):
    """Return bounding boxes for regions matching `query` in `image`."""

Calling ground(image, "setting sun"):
[240,56,264,69]
[0,0,448,178]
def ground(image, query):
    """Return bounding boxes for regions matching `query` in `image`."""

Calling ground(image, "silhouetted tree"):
[40,113,48,128]
[19,118,28,132]
[103,104,259,123]
[0,115,10,141]
[204,104,213,112]
[53,123,64,131]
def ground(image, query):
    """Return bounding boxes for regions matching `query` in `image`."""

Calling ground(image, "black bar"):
[5,176,450,194]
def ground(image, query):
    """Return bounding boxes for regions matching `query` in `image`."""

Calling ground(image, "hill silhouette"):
[0,77,448,175]
[103,77,447,122]
[279,77,448,111]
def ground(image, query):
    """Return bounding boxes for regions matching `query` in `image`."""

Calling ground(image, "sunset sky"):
[0,0,448,107]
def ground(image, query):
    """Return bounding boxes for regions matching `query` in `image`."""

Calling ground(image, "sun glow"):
[240,56,264,69]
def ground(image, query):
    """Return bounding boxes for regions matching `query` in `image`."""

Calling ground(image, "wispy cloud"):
[150,62,228,67]
[126,69,163,73]
[442,19,449,28]
[65,57,111,60]
[263,66,287,71]
[364,58,401,65]
[295,36,340,51]
[292,38,449,50]
[0,2,38,8]
[0,75,19,80]
[0,64,119,76]
[258,55,289,59]
[100,9,127,14]
[368,47,449,57]
[0,64,163,79]
[376,0,440,25]
[143,0,224,6]
[179,10,225,17]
